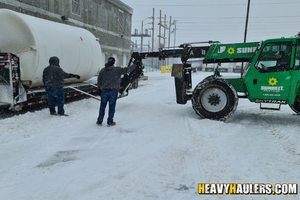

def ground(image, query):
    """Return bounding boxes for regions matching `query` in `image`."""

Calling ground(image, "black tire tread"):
[191,78,238,121]
[289,96,300,114]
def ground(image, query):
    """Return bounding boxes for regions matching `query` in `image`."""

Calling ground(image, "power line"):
[129,2,300,7]
[133,15,300,22]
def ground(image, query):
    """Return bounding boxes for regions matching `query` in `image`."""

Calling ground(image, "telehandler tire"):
[289,96,300,114]
[191,78,238,121]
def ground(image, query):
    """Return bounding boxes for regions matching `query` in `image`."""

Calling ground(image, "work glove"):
[74,75,80,79]
[69,73,81,79]
[97,89,102,96]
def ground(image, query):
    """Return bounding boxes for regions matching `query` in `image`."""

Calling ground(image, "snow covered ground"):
[0,71,299,200]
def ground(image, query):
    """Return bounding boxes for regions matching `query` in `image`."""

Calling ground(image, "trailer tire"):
[192,78,238,121]
[289,96,300,114]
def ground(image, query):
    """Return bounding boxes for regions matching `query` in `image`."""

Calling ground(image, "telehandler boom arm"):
[120,41,260,99]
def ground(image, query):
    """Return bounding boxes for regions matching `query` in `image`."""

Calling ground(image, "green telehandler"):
[128,34,300,120]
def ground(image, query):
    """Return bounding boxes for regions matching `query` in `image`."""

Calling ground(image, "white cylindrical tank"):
[0,9,102,87]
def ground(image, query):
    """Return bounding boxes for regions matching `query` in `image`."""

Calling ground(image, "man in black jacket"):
[42,56,80,116]
[97,57,136,126]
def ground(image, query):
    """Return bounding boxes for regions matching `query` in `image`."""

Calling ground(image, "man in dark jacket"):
[42,56,80,116]
[97,57,136,126]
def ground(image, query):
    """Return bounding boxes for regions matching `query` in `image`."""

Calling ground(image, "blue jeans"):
[46,87,65,115]
[97,89,118,125]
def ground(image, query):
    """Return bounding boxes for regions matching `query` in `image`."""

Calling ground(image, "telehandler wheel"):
[191,78,238,121]
[289,96,300,114]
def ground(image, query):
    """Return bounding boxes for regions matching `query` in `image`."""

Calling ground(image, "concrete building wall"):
[0,0,132,67]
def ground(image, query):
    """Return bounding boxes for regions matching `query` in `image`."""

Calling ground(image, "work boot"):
[58,114,69,116]
[96,121,102,126]
[107,122,116,127]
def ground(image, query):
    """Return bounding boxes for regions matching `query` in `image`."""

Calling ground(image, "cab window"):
[255,42,292,73]
[294,40,300,70]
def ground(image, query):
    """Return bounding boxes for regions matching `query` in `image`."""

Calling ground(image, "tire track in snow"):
[174,106,205,198]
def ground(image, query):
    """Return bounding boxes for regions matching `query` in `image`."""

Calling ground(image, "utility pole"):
[141,17,152,52]
[158,11,167,49]
[241,0,251,74]
[131,18,151,52]
[167,16,172,66]
[152,8,155,52]
[168,16,172,48]
[159,10,162,49]
[173,20,177,48]
[151,8,155,71]
[157,11,168,67]
[163,14,166,48]
[141,21,144,52]
[244,0,251,43]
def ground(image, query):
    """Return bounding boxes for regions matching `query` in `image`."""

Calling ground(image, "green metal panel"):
[225,77,247,93]
[244,67,292,102]
[242,38,296,103]
[204,42,259,61]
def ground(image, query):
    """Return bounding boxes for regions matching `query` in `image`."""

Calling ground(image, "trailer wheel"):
[289,96,300,114]
[192,78,238,120]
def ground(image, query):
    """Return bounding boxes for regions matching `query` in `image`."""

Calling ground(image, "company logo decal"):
[227,47,235,55]
[218,46,226,53]
[218,46,257,55]
[268,77,277,86]
[261,77,283,93]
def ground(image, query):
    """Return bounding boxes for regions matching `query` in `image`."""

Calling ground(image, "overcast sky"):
[121,0,300,50]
